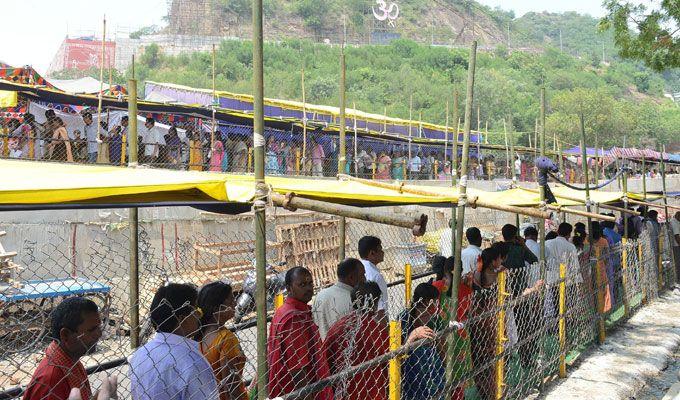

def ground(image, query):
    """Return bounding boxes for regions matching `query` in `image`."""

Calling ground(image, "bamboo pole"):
[127,77,139,349]
[444,100,449,167]
[211,44,216,151]
[338,174,551,219]
[408,94,413,162]
[301,67,307,175]
[96,16,106,157]
[660,145,677,284]
[509,116,516,184]
[253,0,268,397]
[338,34,347,261]
[642,153,647,200]
[271,192,428,235]
[595,246,606,344]
[622,168,631,317]
[353,101,358,176]
[446,41,477,396]
[627,198,680,211]
[522,187,641,216]
[545,204,615,221]
[452,89,460,184]
[503,119,510,178]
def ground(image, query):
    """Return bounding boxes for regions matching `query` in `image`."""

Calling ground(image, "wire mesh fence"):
[1,102,584,184]
[1,198,678,399]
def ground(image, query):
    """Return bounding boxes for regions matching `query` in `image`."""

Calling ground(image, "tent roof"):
[48,77,106,94]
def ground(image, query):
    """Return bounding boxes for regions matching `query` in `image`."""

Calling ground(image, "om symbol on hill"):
[372,0,400,27]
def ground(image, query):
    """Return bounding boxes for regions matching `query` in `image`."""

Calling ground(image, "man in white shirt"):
[81,112,100,163]
[545,222,581,319]
[358,236,388,314]
[409,152,422,179]
[312,258,366,339]
[140,117,165,164]
[461,227,483,275]
[514,155,521,181]
[129,283,218,400]
[438,218,454,257]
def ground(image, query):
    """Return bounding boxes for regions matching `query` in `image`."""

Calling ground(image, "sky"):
[475,0,606,19]
[0,0,606,74]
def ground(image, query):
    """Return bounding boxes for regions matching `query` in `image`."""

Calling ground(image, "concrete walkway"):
[542,287,680,400]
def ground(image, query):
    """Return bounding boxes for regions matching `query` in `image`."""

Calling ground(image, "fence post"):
[274,293,284,310]
[495,270,507,399]
[296,148,301,175]
[2,130,8,157]
[127,77,140,349]
[594,246,605,344]
[658,234,664,290]
[248,147,253,173]
[558,263,567,378]
[402,160,407,180]
[639,242,646,305]
[404,263,412,307]
[372,162,376,179]
[389,321,402,400]
[121,133,127,166]
[621,238,630,317]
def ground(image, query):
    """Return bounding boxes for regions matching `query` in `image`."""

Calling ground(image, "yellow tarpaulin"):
[0,90,17,107]
[0,159,656,210]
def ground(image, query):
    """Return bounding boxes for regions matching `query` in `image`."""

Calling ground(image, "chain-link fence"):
[1,96,600,183]
[1,200,677,399]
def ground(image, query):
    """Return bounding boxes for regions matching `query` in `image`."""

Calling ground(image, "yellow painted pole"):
[389,321,402,400]
[1,128,8,157]
[558,263,567,378]
[248,147,253,173]
[495,270,508,399]
[434,160,439,179]
[274,293,284,310]
[621,238,630,317]
[404,263,412,306]
[372,162,376,179]
[594,246,606,344]
[296,148,301,175]
[639,242,646,305]
[120,133,127,166]
[658,235,664,290]
[402,160,406,180]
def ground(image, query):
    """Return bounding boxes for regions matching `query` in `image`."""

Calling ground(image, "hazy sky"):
[0,0,606,74]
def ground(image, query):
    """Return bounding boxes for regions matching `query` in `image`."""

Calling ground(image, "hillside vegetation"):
[129,37,678,148]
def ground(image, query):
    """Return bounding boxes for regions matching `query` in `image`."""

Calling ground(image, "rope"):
[547,167,627,191]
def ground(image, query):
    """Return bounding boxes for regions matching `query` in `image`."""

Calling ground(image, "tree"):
[600,0,680,71]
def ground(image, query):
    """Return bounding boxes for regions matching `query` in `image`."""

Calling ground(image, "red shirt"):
[267,297,333,400]
[23,341,91,400]
[323,312,389,400]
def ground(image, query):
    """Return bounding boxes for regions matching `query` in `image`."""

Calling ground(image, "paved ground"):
[634,348,680,400]
[542,286,680,400]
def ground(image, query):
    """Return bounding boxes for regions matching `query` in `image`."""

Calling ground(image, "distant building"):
[47,37,116,74]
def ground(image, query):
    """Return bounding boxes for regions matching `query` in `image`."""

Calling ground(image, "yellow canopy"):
[0,90,17,107]
[0,159,655,211]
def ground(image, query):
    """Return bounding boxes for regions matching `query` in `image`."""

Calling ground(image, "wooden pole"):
[444,100,449,167]
[522,187,640,216]
[301,67,307,175]
[210,44,217,152]
[503,119,510,178]
[660,145,677,283]
[446,41,477,395]
[408,94,413,162]
[452,90,460,184]
[353,101,358,176]
[271,192,428,235]
[127,77,139,349]
[96,16,106,154]
[338,31,347,260]
[339,174,551,219]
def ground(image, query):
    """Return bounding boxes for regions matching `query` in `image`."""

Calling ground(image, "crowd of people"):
[19,207,680,400]
[12,108,672,182]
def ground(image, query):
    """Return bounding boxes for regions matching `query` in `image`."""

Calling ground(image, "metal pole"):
[127,77,139,349]
[252,0,268,397]
[338,34,347,261]
[446,40,477,395]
